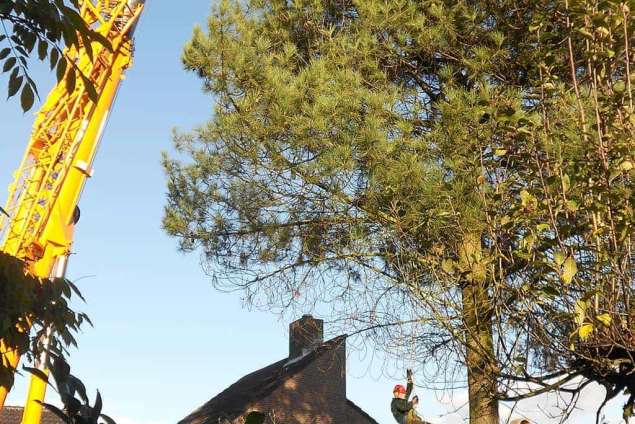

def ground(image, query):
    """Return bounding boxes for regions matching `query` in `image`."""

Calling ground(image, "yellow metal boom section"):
[0,0,144,271]
[0,0,144,419]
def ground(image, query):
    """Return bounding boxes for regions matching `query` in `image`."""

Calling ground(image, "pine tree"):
[164,0,633,421]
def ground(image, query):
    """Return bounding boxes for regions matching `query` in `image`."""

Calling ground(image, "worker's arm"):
[406,369,414,399]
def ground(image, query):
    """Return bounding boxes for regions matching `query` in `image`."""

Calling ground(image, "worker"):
[391,369,432,424]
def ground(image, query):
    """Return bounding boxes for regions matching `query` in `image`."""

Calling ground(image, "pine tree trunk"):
[459,234,499,424]
[462,280,499,424]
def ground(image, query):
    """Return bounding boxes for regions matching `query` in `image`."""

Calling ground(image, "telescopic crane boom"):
[0,1,145,423]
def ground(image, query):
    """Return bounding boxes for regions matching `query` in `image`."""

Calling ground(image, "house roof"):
[1,406,65,424]
[179,336,353,424]
[346,399,380,424]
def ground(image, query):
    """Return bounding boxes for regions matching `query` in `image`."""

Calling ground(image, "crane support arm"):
[0,1,145,420]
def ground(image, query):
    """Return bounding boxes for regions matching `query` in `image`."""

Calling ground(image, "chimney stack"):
[289,315,324,358]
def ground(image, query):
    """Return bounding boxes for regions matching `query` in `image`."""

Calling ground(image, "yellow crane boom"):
[0,1,145,422]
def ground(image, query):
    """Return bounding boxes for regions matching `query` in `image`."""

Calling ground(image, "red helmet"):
[393,384,407,395]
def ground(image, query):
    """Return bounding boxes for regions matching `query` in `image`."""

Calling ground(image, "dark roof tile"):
[179,336,346,424]
[1,406,65,424]
[346,399,380,424]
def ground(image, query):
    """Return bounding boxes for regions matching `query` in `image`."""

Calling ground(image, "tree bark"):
[463,281,499,424]
[459,234,499,424]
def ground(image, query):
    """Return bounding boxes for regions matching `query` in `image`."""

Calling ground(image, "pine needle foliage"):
[164,0,633,421]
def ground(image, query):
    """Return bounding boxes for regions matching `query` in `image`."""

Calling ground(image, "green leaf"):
[81,73,98,102]
[24,74,39,98]
[579,323,593,340]
[85,30,111,52]
[574,300,586,326]
[61,5,87,37]
[562,256,577,284]
[37,39,48,61]
[0,47,10,60]
[68,375,88,403]
[52,356,71,383]
[536,223,550,232]
[562,174,570,193]
[3,57,16,73]
[541,286,559,297]
[92,391,103,420]
[80,312,94,327]
[65,397,81,418]
[614,80,626,93]
[23,31,36,53]
[517,126,532,135]
[577,28,594,39]
[23,367,49,383]
[596,26,610,37]
[66,280,86,302]
[79,31,94,61]
[565,200,578,212]
[596,313,612,327]
[8,67,22,98]
[553,250,566,266]
[100,414,117,424]
[441,259,455,273]
[56,57,67,82]
[620,160,633,171]
[50,48,59,70]
[62,23,79,49]
[20,83,34,111]
[41,404,68,422]
[66,66,76,93]
[14,45,28,56]
[520,190,533,207]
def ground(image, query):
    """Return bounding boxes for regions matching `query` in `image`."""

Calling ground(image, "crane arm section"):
[0,0,144,275]
[0,0,145,418]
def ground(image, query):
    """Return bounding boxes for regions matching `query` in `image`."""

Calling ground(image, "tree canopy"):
[164,0,633,422]
[0,0,106,111]
[0,252,89,391]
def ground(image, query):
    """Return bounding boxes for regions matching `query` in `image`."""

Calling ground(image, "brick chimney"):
[289,315,324,358]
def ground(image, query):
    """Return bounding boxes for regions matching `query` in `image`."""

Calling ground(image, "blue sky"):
[0,1,626,423]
